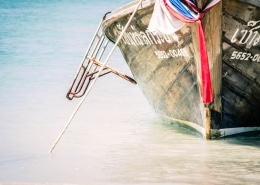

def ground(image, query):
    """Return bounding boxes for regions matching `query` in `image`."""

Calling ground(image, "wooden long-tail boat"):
[67,0,260,139]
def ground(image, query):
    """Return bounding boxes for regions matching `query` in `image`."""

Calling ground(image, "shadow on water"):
[0,154,47,166]
[217,131,260,148]
[159,117,260,148]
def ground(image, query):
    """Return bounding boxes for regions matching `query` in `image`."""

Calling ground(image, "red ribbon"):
[162,0,214,103]
[198,20,213,103]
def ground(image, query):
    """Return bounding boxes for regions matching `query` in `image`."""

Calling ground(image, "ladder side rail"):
[67,59,91,99]
[67,30,106,98]
[95,39,110,61]
[74,69,112,98]
[71,35,107,94]
[79,34,106,77]
[71,64,93,97]
[83,34,106,71]
[72,19,104,77]
[85,34,105,63]
[74,35,110,94]
[67,20,104,95]
[67,63,108,99]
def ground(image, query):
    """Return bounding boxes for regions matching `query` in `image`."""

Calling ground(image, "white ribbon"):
[148,0,185,35]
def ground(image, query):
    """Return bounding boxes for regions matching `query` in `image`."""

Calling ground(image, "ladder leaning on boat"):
[49,0,144,154]
[66,12,137,100]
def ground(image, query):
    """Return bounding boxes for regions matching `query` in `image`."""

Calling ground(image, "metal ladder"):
[49,0,144,154]
[66,13,136,100]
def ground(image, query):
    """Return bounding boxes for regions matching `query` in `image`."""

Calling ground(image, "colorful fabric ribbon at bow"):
[149,0,221,103]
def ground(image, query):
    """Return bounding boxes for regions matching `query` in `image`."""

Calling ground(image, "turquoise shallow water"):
[0,0,260,184]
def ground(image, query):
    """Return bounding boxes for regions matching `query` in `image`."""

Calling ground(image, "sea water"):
[0,0,259,184]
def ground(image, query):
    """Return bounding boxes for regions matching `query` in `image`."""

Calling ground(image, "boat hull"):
[103,0,260,138]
